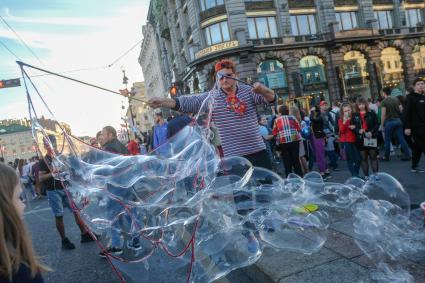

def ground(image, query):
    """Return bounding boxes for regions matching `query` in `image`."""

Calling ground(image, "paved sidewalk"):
[24,158,425,282]
[245,159,425,282]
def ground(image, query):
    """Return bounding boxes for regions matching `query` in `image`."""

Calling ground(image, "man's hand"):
[405,129,411,136]
[348,125,356,130]
[147,97,176,109]
[119,89,130,97]
[359,129,365,134]
[252,82,275,102]
[252,82,264,93]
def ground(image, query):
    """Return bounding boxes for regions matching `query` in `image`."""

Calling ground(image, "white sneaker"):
[411,167,425,173]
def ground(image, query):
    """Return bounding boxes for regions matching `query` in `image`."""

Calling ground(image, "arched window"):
[256,60,287,89]
[380,47,404,94]
[342,51,371,99]
[412,45,425,80]
[299,56,329,104]
[299,56,327,84]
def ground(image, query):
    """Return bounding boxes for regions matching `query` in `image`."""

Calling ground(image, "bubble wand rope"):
[216,71,254,88]
[16,61,148,104]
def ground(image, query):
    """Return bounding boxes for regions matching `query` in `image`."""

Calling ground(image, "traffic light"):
[0,78,21,89]
[169,85,178,96]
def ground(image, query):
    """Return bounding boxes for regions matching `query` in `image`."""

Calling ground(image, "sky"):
[0,0,150,136]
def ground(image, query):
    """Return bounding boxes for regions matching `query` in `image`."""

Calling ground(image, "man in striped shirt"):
[147,59,276,169]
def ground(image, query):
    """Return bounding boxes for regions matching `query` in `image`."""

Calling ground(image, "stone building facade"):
[143,0,424,107]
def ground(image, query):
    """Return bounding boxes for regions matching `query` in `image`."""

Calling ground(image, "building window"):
[405,9,422,27]
[256,60,287,89]
[290,14,317,35]
[200,0,224,11]
[247,17,278,39]
[204,21,230,45]
[374,10,393,29]
[188,46,196,61]
[336,12,358,30]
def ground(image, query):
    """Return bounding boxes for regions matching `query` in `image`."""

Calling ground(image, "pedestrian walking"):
[380,87,411,161]
[310,102,332,179]
[338,102,362,177]
[98,126,140,258]
[18,159,37,202]
[0,163,49,282]
[152,112,169,156]
[352,97,379,178]
[259,115,274,166]
[289,106,309,174]
[404,78,425,173]
[39,137,95,250]
[273,105,303,177]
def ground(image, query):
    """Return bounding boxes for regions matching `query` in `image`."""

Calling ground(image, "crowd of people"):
[0,58,424,282]
[258,78,424,179]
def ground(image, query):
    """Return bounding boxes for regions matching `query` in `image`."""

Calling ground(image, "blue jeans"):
[326,150,338,169]
[384,119,411,159]
[47,189,71,217]
[342,142,361,177]
[106,186,140,248]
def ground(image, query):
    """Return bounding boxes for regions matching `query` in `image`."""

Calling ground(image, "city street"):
[24,158,425,283]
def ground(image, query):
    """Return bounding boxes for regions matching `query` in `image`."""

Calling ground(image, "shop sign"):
[195,41,239,59]
[303,82,328,91]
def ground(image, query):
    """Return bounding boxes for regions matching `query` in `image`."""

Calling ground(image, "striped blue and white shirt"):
[176,84,273,157]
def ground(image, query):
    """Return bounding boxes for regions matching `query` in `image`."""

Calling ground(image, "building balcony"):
[294,34,324,42]
[288,0,315,9]
[334,0,357,5]
[248,37,283,46]
[245,1,275,11]
[378,26,425,35]
[248,34,325,47]
[372,0,393,4]
[333,29,377,39]
[199,5,226,22]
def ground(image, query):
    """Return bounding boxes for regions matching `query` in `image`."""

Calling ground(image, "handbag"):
[363,137,377,147]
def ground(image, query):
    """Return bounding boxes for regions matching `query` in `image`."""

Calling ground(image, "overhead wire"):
[0,38,22,61]
[107,39,143,67]
[0,15,43,65]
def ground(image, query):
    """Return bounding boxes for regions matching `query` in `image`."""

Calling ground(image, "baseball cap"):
[319,101,328,106]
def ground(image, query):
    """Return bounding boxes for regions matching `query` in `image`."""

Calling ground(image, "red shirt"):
[360,112,367,131]
[127,140,140,155]
[338,118,356,143]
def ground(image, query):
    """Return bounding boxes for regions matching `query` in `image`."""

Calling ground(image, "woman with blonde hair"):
[289,106,309,174]
[0,162,48,282]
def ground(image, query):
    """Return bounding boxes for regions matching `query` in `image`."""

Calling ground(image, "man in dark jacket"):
[98,126,137,257]
[404,78,425,173]
[167,112,192,139]
[101,126,129,154]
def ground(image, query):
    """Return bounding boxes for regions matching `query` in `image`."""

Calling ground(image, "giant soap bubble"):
[19,62,425,283]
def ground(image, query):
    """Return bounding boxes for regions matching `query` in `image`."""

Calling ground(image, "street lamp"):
[0,138,5,160]
[121,67,138,141]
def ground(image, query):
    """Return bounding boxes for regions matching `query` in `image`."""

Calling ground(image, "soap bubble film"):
[23,69,425,283]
